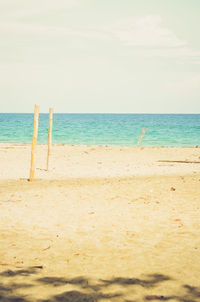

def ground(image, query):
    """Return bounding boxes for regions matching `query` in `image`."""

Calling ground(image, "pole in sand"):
[29,104,39,181]
[46,107,53,171]
[137,128,146,146]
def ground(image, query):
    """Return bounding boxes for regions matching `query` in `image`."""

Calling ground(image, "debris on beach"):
[146,295,166,300]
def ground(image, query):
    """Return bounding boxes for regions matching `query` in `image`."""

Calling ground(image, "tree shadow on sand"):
[0,267,200,302]
[0,267,36,302]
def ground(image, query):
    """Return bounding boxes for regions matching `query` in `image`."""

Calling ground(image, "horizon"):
[1,112,200,115]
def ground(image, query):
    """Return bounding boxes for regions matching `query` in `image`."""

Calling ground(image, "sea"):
[0,113,199,146]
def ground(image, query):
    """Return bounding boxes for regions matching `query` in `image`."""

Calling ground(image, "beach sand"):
[0,144,200,301]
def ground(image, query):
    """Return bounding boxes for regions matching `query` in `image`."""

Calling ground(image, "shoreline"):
[0,144,200,180]
[0,142,199,148]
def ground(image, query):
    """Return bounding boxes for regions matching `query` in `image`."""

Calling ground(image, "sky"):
[0,0,200,113]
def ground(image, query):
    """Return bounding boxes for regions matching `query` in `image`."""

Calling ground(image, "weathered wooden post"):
[29,104,39,181]
[137,128,146,146]
[46,108,53,171]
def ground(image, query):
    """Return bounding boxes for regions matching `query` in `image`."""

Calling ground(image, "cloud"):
[0,0,79,18]
[125,46,200,62]
[0,10,199,62]
[0,22,109,42]
[106,15,186,48]
[24,0,79,10]
[104,15,200,61]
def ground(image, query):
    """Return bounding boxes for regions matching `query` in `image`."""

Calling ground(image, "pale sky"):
[0,0,200,113]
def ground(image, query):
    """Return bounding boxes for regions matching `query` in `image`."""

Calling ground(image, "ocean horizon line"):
[1,112,200,115]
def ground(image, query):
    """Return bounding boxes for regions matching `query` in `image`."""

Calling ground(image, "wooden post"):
[29,104,39,181]
[137,128,146,146]
[46,108,53,171]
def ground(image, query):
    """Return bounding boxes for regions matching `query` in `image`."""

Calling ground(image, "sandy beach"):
[0,144,200,301]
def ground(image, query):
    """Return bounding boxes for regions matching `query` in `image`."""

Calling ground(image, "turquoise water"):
[0,113,199,146]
